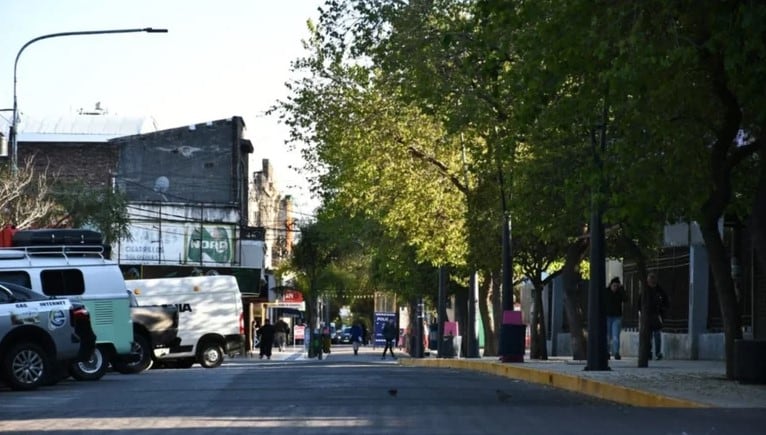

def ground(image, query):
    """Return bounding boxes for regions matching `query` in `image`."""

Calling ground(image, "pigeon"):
[388,388,398,397]
[496,389,512,402]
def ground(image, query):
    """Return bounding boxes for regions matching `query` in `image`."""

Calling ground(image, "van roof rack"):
[0,245,107,264]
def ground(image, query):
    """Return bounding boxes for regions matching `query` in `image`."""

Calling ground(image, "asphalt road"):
[1,346,763,434]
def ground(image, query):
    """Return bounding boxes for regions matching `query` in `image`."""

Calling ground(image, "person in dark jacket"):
[275,319,289,351]
[639,272,670,360]
[361,323,369,346]
[257,319,276,360]
[350,322,363,356]
[382,320,397,359]
[604,277,626,360]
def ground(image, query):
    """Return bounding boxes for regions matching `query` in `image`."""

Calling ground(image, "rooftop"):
[1,111,158,143]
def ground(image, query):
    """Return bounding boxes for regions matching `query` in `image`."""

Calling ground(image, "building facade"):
[250,158,294,268]
[8,113,271,279]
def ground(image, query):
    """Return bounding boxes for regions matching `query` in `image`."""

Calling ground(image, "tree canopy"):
[278,0,763,374]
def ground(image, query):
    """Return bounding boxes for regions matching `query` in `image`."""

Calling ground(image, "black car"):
[338,327,353,344]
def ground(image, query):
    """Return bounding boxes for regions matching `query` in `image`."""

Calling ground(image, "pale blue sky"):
[0,0,321,215]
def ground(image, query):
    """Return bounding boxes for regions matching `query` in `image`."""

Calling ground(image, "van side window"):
[40,269,85,296]
[0,271,32,288]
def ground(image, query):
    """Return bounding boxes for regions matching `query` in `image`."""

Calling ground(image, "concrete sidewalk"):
[400,354,766,408]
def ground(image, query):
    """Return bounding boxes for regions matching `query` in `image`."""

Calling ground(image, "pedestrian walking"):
[275,319,289,351]
[252,321,260,351]
[350,322,363,355]
[639,272,669,360]
[604,277,626,360]
[382,320,397,359]
[399,326,409,351]
[257,319,276,360]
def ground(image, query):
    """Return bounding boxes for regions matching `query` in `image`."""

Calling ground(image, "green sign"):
[187,226,232,263]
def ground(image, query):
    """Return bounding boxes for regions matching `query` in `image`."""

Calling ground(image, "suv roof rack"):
[0,245,107,264]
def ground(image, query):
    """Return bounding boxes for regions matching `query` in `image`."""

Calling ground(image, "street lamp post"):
[585,101,610,371]
[9,27,168,172]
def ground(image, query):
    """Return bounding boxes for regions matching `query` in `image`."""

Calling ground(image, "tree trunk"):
[529,279,548,360]
[619,235,651,367]
[479,270,499,356]
[749,145,766,340]
[698,53,747,379]
[638,273,652,368]
[307,293,319,333]
[562,236,589,360]
[700,215,742,379]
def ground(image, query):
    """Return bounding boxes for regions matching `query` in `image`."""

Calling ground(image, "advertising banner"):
[374,312,397,347]
[119,223,235,266]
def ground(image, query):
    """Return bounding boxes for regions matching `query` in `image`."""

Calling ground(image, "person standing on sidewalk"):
[361,323,369,346]
[350,322,363,356]
[604,277,626,360]
[639,272,669,360]
[382,320,397,359]
[252,321,261,352]
[257,319,276,360]
[275,319,289,351]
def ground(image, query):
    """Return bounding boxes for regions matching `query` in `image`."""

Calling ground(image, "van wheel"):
[112,334,153,374]
[69,346,108,381]
[198,343,224,368]
[2,342,50,391]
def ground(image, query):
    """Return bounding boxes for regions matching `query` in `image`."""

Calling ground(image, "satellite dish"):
[154,176,170,193]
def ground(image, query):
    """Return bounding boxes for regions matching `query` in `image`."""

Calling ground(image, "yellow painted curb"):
[400,358,709,408]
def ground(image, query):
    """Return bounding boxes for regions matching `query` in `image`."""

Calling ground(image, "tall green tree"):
[282,1,763,373]
[308,0,527,354]
[288,219,343,330]
[498,0,763,374]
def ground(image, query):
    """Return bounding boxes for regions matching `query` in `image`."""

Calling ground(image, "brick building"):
[5,112,297,276]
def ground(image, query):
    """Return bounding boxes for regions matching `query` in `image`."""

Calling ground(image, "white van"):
[126,275,245,368]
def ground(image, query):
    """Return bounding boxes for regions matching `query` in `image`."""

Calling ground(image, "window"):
[0,287,11,303]
[0,271,32,288]
[40,269,85,296]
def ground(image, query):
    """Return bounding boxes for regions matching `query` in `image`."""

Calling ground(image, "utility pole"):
[437,266,448,357]
[413,296,425,358]
[585,98,610,371]
[466,272,479,357]
[460,136,480,358]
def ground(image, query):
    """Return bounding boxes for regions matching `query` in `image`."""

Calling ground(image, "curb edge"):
[399,357,710,408]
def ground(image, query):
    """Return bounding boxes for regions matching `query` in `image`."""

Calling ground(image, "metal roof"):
[0,113,158,143]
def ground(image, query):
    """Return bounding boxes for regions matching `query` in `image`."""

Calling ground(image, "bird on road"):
[495,389,512,402]
[388,388,398,397]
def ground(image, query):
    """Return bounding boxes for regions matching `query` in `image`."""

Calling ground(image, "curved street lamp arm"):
[10,27,168,172]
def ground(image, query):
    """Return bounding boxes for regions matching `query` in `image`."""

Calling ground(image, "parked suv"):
[0,282,96,390]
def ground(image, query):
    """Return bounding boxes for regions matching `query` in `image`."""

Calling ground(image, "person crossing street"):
[257,319,276,360]
[350,322,363,356]
[382,320,397,360]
